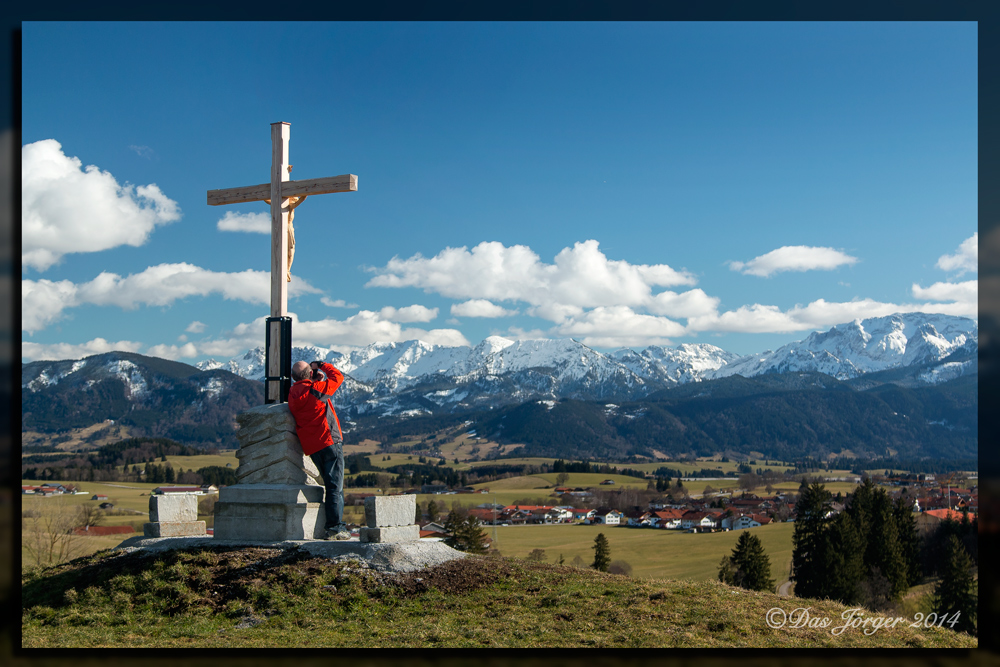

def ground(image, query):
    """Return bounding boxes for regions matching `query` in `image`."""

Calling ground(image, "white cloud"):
[22,139,181,271]
[728,245,858,277]
[321,297,359,308]
[912,280,977,303]
[146,342,199,360]
[367,240,694,309]
[936,233,978,274]
[185,321,207,333]
[22,263,321,334]
[451,299,518,318]
[199,310,472,357]
[687,296,977,335]
[21,337,144,362]
[647,289,721,319]
[553,306,686,348]
[217,210,271,234]
[377,305,439,323]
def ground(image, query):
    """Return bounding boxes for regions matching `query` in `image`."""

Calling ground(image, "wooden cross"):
[207,122,357,403]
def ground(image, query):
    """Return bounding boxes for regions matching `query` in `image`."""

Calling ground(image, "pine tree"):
[414,501,423,524]
[592,532,611,572]
[933,535,977,635]
[822,512,865,604]
[720,531,775,592]
[867,491,908,600]
[892,494,922,586]
[791,482,832,599]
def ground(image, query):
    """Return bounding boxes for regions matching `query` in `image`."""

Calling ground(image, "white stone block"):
[149,494,198,522]
[365,495,417,528]
[359,524,420,543]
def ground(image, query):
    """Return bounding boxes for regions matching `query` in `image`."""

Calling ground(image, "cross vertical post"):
[206,122,357,404]
[266,122,291,404]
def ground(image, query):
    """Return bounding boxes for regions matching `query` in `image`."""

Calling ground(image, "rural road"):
[777,580,793,597]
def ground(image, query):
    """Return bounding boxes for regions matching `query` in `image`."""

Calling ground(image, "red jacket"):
[287,362,345,456]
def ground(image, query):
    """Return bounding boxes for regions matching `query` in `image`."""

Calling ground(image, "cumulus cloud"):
[451,299,518,318]
[647,289,721,319]
[367,240,694,309]
[728,245,858,277]
[912,280,978,303]
[936,233,978,274]
[321,297,359,308]
[217,211,271,234]
[186,321,207,334]
[146,342,199,360]
[553,306,686,348]
[21,337,144,362]
[22,139,181,271]
[22,263,321,333]
[377,305,439,323]
[687,296,977,335]
[200,311,471,355]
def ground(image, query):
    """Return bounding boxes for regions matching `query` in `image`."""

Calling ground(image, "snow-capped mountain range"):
[193,313,978,416]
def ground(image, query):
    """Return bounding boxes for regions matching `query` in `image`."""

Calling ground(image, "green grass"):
[489,522,796,587]
[20,546,977,648]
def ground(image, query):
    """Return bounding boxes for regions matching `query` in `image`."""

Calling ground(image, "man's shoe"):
[331,530,352,541]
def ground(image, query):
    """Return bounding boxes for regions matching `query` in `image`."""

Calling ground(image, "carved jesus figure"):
[264,195,308,281]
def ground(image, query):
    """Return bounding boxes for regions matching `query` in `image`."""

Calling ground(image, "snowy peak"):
[710,314,977,381]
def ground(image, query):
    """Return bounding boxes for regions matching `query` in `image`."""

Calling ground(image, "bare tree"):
[77,503,104,529]
[22,496,86,569]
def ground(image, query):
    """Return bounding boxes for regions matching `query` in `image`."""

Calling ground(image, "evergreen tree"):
[933,535,977,635]
[443,511,488,554]
[822,512,865,604]
[719,531,775,592]
[791,482,832,599]
[892,494,922,586]
[592,532,611,572]
[414,501,423,524]
[427,499,439,523]
[867,491,908,600]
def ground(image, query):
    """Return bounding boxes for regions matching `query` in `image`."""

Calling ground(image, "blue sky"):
[21,21,978,364]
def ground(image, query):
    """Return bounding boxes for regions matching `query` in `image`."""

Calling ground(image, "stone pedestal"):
[360,494,419,543]
[213,403,326,541]
[144,494,206,537]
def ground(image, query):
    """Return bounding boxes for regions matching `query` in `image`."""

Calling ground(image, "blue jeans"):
[309,444,345,532]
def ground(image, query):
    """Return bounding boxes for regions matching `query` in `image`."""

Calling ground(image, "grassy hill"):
[20,545,976,648]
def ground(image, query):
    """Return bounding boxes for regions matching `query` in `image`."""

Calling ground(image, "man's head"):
[291,360,312,382]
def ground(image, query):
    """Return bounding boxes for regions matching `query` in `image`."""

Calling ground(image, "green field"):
[487,522,795,588]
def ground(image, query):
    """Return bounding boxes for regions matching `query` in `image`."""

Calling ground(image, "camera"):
[311,362,324,381]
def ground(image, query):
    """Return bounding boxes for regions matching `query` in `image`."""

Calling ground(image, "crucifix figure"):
[207,122,357,403]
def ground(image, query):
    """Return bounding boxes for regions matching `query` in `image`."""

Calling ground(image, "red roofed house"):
[915,508,976,534]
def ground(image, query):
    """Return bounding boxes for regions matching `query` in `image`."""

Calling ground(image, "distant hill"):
[21,351,260,448]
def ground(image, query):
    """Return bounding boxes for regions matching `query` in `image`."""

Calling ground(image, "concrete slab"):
[113,536,466,573]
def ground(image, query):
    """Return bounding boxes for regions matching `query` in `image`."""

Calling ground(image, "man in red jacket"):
[288,359,350,540]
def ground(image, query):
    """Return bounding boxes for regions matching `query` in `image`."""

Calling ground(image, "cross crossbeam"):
[206,122,357,403]
[207,174,357,206]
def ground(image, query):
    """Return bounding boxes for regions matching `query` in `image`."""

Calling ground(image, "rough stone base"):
[144,521,207,537]
[213,484,326,541]
[113,536,466,573]
[360,524,420,543]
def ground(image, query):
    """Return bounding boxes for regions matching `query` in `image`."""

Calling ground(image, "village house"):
[588,508,622,525]
[914,508,976,535]
[680,510,716,531]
